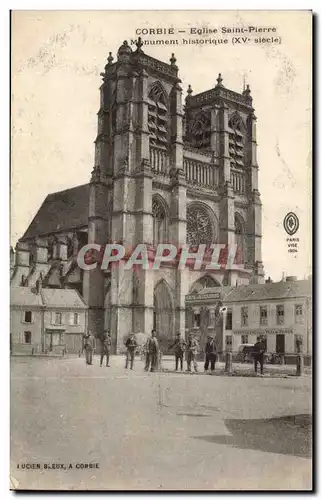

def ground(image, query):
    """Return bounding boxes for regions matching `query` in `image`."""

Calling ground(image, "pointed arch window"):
[190,112,211,149]
[190,275,221,293]
[152,197,168,246]
[229,112,245,168]
[148,83,168,149]
[235,213,246,264]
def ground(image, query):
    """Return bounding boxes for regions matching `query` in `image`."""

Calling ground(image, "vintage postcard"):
[10,10,312,491]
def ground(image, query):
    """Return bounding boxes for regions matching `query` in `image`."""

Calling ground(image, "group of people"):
[83,329,267,375]
[83,329,218,373]
[83,330,112,367]
[82,329,161,371]
[168,331,217,373]
[124,329,161,372]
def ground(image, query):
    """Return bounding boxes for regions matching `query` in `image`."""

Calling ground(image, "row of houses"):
[10,283,87,355]
[11,275,312,358]
[185,276,312,360]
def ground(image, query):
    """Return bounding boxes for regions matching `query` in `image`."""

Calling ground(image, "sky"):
[10,10,312,282]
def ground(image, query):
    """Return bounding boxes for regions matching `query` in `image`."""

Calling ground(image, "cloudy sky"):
[11,10,312,281]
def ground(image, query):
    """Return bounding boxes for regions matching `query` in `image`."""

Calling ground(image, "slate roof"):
[223,280,312,303]
[10,287,87,309]
[10,287,43,307]
[22,184,89,240]
[41,289,87,309]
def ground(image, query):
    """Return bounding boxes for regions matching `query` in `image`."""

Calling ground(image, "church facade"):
[11,39,265,353]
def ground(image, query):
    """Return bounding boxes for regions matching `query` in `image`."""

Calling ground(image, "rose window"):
[187,205,215,245]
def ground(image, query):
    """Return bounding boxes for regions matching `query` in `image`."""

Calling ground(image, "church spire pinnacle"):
[215,73,224,87]
[107,52,114,65]
[135,36,144,53]
[243,83,251,96]
[170,53,177,66]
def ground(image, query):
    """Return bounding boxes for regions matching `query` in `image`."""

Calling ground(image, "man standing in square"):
[253,336,266,375]
[83,330,95,365]
[169,331,186,371]
[100,331,111,367]
[186,332,199,372]
[204,334,217,372]
[145,330,160,372]
[124,333,138,370]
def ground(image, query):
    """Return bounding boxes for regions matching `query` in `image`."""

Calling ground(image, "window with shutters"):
[53,312,62,325]
[148,82,168,149]
[70,312,79,325]
[295,304,303,324]
[241,307,248,327]
[276,305,284,325]
[228,112,245,169]
[260,306,268,325]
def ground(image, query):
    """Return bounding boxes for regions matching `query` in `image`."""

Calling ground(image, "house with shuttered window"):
[10,284,88,354]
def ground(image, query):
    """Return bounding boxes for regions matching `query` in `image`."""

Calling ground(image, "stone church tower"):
[83,39,264,352]
[12,39,264,353]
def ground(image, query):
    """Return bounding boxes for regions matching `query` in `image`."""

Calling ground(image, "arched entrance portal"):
[154,280,174,353]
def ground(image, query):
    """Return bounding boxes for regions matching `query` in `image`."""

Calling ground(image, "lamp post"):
[219,306,232,373]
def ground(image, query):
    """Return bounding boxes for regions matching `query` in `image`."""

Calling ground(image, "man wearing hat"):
[186,332,199,372]
[124,332,138,370]
[83,330,96,365]
[145,329,160,372]
[253,336,266,375]
[204,334,217,372]
[100,330,112,367]
[169,331,187,371]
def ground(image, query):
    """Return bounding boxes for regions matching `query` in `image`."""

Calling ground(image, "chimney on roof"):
[285,276,297,282]
[265,276,273,283]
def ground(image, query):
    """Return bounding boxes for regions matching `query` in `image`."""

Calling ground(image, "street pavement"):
[10,355,312,491]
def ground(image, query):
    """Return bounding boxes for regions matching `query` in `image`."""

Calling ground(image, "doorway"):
[276,334,285,354]
[154,280,174,353]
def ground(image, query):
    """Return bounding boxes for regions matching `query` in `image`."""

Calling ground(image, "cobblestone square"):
[10,355,312,490]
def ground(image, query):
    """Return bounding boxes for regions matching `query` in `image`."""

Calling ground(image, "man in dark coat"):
[100,331,111,367]
[124,333,138,370]
[253,337,266,375]
[169,332,186,371]
[204,335,217,372]
[83,331,95,365]
[145,330,160,372]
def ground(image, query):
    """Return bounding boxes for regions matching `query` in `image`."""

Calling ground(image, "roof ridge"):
[46,183,89,199]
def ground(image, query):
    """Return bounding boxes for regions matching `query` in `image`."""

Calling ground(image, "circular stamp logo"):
[283,212,299,236]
